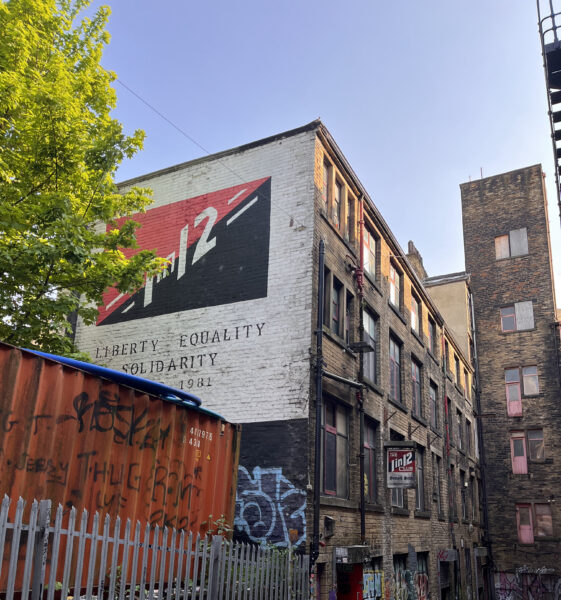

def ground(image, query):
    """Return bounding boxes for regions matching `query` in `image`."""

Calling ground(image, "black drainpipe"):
[312,239,325,566]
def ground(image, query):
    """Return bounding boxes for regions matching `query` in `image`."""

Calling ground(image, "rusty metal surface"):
[0,342,240,533]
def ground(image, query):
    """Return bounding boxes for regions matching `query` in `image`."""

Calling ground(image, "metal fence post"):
[31,499,51,600]
[207,536,223,598]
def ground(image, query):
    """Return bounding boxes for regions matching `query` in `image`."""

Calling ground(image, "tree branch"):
[13,169,56,205]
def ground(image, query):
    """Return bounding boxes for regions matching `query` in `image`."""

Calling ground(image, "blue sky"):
[93,0,560,297]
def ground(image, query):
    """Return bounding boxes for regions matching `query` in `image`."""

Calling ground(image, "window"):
[390,431,405,508]
[429,382,438,429]
[510,431,528,474]
[345,291,353,345]
[469,476,476,521]
[495,235,509,259]
[501,301,534,332]
[417,553,428,580]
[460,471,467,520]
[466,419,472,456]
[450,464,457,519]
[535,504,553,537]
[389,264,401,309]
[322,159,331,212]
[495,228,528,260]
[411,295,420,334]
[333,181,342,229]
[391,481,404,508]
[516,503,554,542]
[445,340,450,372]
[415,449,425,511]
[455,356,461,387]
[345,193,354,242]
[411,359,422,416]
[516,504,533,543]
[322,399,348,497]
[389,336,402,403]
[433,454,443,516]
[428,318,437,356]
[363,309,378,383]
[505,366,540,416]
[364,421,377,503]
[523,366,539,395]
[505,368,523,417]
[322,266,330,328]
[528,429,545,460]
[500,305,516,332]
[447,398,453,443]
[457,410,464,451]
[323,268,354,342]
[363,227,377,279]
[332,278,342,334]
[464,370,469,398]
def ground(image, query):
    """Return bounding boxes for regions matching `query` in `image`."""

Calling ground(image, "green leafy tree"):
[0,0,166,356]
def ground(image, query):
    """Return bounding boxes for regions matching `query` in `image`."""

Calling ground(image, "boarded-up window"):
[495,235,510,259]
[535,504,553,537]
[509,228,528,257]
[515,301,534,330]
[495,228,528,259]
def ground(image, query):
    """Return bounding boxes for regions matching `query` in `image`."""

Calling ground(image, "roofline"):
[459,164,543,189]
[424,272,470,287]
[118,119,322,188]
[316,124,473,370]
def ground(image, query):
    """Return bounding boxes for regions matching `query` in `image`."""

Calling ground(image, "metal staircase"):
[538,0,561,223]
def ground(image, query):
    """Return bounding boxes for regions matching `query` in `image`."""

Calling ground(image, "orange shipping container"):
[0,342,240,533]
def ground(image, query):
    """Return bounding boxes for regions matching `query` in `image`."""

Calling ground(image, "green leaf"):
[0,0,165,357]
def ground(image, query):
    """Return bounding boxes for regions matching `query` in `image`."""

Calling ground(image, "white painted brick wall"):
[75,130,317,424]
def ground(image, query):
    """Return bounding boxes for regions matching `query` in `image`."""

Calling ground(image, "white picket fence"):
[0,496,309,600]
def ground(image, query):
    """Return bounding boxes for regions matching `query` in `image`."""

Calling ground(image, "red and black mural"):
[98,177,271,326]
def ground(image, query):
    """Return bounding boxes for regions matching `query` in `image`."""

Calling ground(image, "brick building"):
[75,121,487,600]
[461,165,561,598]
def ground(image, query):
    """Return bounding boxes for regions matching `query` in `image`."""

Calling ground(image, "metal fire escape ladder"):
[538,0,561,224]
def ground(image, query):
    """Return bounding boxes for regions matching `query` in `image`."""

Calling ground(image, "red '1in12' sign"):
[387,448,416,489]
[98,177,271,326]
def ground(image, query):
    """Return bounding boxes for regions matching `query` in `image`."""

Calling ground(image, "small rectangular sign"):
[387,448,416,488]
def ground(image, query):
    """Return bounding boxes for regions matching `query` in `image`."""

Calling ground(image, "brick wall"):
[75,128,317,424]
[311,135,483,599]
[461,164,561,572]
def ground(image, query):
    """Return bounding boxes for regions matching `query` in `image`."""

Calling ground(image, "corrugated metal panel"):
[0,340,240,534]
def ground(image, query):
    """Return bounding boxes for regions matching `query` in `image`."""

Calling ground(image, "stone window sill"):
[387,396,408,414]
[391,506,410,517]
[389,301,408,325]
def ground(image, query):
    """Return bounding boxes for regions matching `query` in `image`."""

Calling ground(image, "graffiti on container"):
[234,466,306,547]
[495,571,561,600]
[56,391,172,449]
[0,390,218,532]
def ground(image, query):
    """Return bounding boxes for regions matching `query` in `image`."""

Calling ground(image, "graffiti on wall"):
[363,569,385,600]
[495,571,561,600]
[98,177,272,326]
[234,466,306,547]
[392,570,429,600]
